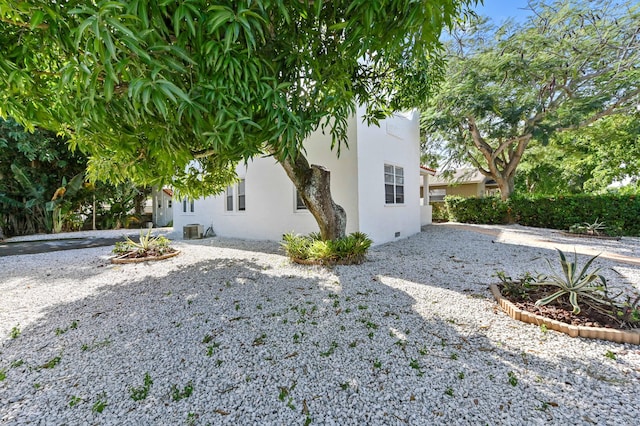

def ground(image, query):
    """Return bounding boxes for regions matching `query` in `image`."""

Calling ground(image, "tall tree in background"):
[516,113,640,194]
[0,0,474,240]
[421,0,640,200]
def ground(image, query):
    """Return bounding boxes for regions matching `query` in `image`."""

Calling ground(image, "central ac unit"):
[183,224,203,239]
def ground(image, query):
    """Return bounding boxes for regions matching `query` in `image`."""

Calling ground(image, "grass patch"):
[281,232,372,265]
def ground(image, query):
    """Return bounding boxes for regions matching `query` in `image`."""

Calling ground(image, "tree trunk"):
[279,152,347,240]
[496,175,515,201]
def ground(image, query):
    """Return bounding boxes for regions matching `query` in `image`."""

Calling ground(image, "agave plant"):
[533,249,608,314]
[583,218,607,236]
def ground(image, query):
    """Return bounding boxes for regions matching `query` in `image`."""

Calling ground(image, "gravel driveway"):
[1,224,639,425]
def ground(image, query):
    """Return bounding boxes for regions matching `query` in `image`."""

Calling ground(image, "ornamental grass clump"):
[281,232,372,265]
[533,249,608,314]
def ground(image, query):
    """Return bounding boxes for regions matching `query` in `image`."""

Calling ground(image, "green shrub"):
[430,202,450,222]
[281,232,372,265]
[445,196,508,224]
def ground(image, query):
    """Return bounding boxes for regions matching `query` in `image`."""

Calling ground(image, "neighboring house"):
[429,168,499,201]
[152,187,173,227]
[173,106,431,245]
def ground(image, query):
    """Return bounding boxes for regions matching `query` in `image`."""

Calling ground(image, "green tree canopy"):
[516,113,640,195]
[0,0,475,239]
[421,0,640,199]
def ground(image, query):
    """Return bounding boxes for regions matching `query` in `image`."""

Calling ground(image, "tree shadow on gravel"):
[1,236,638,425]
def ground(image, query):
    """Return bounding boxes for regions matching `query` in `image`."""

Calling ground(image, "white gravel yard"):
[1,224,639,425]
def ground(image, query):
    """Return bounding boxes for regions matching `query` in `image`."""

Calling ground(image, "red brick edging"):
[489,284,640,345]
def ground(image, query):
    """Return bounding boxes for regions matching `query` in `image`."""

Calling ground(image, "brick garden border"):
[489,284,640,345]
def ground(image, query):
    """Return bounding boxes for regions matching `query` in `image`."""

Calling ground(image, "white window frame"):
[384,164,405,205]
[225,179,246,213]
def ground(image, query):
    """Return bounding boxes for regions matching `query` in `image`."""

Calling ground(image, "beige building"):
[428,168,499,201]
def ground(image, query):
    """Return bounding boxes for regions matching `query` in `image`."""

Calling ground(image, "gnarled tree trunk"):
[279,152,347,241]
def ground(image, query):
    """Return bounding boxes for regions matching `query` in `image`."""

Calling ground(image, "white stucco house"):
[173,106,432,245]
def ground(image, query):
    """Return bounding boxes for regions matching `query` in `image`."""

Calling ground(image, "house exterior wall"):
[172,116,361,241]
[355,107,421,243]
[430,183,482,198]
[172,109,422,245]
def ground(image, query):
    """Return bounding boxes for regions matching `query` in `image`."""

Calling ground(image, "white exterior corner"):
[173,108,428,245]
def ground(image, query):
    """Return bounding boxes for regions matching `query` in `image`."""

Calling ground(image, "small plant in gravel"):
[604,350,617,360]
[171,382,194,401]
[0,369,6,381]
[41,356,61,369]
[507,371,518,386]
[320,341,338,357]
[10,359,24,368]
[92,393,108,413]
[69,396,83,407]
[444,387,454,397]
[9,325,20,339]
[130,373,153,401]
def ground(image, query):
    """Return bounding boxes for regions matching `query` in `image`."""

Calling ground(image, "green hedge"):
[445,196,509,225]
[443,194,640,236]
[430,202,449,222]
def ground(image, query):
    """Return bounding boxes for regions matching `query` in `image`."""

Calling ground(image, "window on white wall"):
[384,164,404,204]
[226,179,246,212]
[182,199,195,213]
[295,190,308,210]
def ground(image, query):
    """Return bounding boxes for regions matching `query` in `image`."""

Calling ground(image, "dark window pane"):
[296,191,307,210]
[396,185,404,204]
[385,184,395,204]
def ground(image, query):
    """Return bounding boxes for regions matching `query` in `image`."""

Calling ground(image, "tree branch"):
[557,87,640,132]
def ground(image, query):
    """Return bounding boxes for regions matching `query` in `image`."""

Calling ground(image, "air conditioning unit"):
[183,224,204,240]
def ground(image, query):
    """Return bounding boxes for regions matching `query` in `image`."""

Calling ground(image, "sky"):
[473,0,533,23]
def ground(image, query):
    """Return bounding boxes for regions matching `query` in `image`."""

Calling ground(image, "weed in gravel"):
[373,359,382,369]
[0,369,6,381]
[418,346,429,356]
[69,396,83,407]
[340,382,350,390]
[41,356,61,369]
[348,341,357,348]
[92,393,108,413]
[508,371,518,386]
[604,350,617,360]
[458,372,465,380]
[293,333,301,343]
[10,325,20,339]
[10,359,24,368]
[33,383,41,389]
[202,334,214,344]
[130,373,153,401]
[206,343,220,357]
[444,387,454,397]
[171,382,194,401]
[252,333,267,346]
[450,353,458,360]
[409,359,424,376]
[320,341,338,357]
[215,359,224,367]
